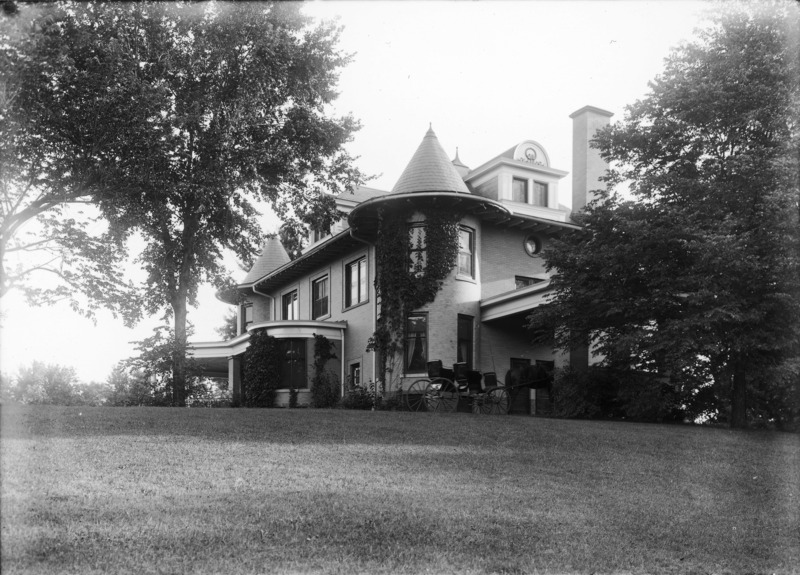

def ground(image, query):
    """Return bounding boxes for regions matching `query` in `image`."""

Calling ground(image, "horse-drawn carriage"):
[404,360,551,414]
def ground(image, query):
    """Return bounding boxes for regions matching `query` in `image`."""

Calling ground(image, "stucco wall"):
[480,223,550,299]
[261,244,378,389]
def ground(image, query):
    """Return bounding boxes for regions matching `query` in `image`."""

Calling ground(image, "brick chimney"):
[570,105,613,215]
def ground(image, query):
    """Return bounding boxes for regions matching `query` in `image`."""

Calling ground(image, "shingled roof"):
[241,237,291,285]
[391,127,471,195]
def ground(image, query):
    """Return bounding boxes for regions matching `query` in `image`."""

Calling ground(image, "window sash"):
[512,178,528,203]
[532,182,548,206]
[404,314,428,373]
[457,314,473,370]
[312,276,329,319]
[345,257,367,308]
[241,303,253,332]
[458,228,474,277]
[282,290,298,320]
[409,225,427,274]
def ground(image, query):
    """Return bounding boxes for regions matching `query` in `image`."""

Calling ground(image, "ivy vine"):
[368,206,463,384]
[310,333,339,408]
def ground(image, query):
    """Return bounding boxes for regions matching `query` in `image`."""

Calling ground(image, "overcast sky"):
[1,0,709,383]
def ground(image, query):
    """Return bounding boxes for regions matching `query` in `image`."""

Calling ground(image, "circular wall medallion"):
[524,147,537,161]
[523,235,542,256]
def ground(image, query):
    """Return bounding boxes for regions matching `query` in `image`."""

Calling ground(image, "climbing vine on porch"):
[368,206,463,384]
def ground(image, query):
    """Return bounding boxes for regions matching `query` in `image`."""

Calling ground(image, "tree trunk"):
[172,295,188,407]
[730,358,748,429]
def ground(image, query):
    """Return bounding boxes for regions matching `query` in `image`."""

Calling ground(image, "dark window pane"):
[312,276,329,319]
[512,178,527,203]
[532,182,548,206]
[405,314,428,373]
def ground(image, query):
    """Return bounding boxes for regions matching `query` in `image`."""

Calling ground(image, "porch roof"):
[480,281,553,323]
[189,320,348,377]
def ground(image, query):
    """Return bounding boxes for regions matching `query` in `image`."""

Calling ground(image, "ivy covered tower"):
[350,128,507,388]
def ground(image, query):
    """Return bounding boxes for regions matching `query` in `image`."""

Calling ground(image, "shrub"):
[242,330,281,407]
[551,367,615,419]
[341,384,374,410]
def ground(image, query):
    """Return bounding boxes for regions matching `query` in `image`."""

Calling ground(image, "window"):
[515,276,544,289]
[457,227,474,278]
[349,362,361,387]
[282,289,299,320]
[457,315,473,370]
[408,224,426,275]
[312,276,329,319]
[312,227,330,243]
[345,257,368,308]
[532,181,548,206]
[405,313,428,373]
[512,178,528,203]
[523,235,542,256]
[280,339,307,389]
[241,303,253,333]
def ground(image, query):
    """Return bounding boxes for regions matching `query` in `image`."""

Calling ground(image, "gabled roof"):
[336,185,390,206]
[391,127,471,195]
[241,237,291,286]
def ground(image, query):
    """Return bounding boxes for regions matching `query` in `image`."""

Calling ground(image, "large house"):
[191,105,613,411]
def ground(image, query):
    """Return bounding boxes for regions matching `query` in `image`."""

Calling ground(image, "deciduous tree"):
[1,7,142,323]
[530,2,800,428]
[7,2,363,405]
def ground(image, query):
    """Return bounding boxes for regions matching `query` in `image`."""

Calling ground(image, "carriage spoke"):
[405,379,429,412]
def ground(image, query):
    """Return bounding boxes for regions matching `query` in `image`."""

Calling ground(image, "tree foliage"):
[5,2,363,405]
[0,7,142,323]
[1,361,108,406]
[530,2,800,429]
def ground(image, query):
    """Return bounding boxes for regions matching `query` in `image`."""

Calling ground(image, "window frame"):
[404,312,429,375]
[348,361,361,388]
[532,181,548,207]
[457,226,475,279]
[281,288,299,320]
[408,223,427,276]
[457,314,474,371]
[344,255,368,310]
[279,338,308,389]
[515,275,544,289]
[311,274,330,320]
[240,302,253,334]
[512,177,528,203]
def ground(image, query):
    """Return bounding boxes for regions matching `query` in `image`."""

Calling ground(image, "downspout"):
[252,283,275,323]
[340,326,346,398]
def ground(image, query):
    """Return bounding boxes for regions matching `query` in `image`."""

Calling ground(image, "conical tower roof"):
[391,127,470,195]
[242,236,291,285]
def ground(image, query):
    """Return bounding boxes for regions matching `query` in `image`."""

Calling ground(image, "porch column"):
[228,355,243,405]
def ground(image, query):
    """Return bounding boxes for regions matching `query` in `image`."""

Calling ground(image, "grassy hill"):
[1,405,798,574]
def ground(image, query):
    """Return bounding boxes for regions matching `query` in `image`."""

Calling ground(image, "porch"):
[190,320,347,407]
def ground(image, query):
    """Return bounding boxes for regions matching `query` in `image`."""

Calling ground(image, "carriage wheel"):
[405,379,429,412]
[425,377,459,413]
[485,387,510,415]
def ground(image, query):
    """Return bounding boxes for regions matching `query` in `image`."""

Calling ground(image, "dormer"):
[465,140,569,223]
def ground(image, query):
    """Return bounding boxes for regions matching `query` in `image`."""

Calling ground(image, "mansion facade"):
[191,105,613,410]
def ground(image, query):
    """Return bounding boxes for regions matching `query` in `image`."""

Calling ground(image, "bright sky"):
[0,0,708,383]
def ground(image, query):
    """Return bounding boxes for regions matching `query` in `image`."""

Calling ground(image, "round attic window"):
[523,235,542,256]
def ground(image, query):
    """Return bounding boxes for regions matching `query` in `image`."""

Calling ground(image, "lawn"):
[1,405,798,575]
